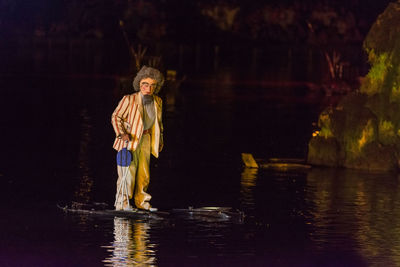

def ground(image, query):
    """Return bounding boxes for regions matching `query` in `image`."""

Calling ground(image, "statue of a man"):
[111,66,164,211]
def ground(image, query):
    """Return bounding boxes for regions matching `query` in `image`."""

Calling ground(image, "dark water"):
[1,75,400,266]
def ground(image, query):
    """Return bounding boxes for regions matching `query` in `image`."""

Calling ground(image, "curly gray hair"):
[132,65,164,94]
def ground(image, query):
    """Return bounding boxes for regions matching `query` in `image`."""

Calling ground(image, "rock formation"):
[308,2,400,171]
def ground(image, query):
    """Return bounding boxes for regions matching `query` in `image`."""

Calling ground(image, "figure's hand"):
[120,133,130,142]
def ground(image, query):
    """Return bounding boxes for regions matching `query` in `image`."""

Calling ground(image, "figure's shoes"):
[123,206,137,212]
[149,207,158,212]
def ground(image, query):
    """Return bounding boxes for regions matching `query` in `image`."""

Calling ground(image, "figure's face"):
[140,78,157,95]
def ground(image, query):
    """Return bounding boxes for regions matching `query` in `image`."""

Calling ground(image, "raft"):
[58,202,245,223]
[57,202,168,220]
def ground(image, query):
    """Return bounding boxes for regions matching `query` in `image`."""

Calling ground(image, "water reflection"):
[306,168,400,265]
[240,168,258,213]
[103,218,156,266]
[73,109,94,204]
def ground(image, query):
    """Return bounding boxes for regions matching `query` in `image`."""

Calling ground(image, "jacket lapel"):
[154,96,162,121]
[134,92,144,119]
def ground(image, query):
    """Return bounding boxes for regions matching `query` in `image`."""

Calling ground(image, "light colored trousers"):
[115,132,152,210]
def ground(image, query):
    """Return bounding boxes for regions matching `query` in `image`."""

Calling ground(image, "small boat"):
[241,153,311,171]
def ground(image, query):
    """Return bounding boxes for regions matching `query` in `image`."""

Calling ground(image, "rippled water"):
[1,75,400,266]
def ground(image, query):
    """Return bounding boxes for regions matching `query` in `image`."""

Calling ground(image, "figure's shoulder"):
[129,92,140,98]
[123,92,139,102]
[154,95,162,104]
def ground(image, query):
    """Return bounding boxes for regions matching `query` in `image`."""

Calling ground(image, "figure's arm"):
[111,95,130,141]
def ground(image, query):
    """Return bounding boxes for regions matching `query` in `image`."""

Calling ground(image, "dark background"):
[1,1,399,266]
[0,0,393,73]
[0,0,395,205]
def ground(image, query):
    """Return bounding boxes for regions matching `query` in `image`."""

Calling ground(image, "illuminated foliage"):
[379,120,396,145]
[360,53,389,96]
[358,120,374,151]
[391,84,400,103]
[308,2,400,171]
[342,118,375,164]
[318,109,333,138]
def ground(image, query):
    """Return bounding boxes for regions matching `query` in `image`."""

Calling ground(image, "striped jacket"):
[111,92,163,158]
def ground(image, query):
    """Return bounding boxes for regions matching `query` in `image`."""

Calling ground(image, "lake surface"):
[1,75,400,266]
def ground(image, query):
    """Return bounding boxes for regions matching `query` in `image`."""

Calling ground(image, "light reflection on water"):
[78,167,400,266]
[240,168,258,215]
[305,168,400,266]
[74,108,94,204]
[102,218,156,266]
